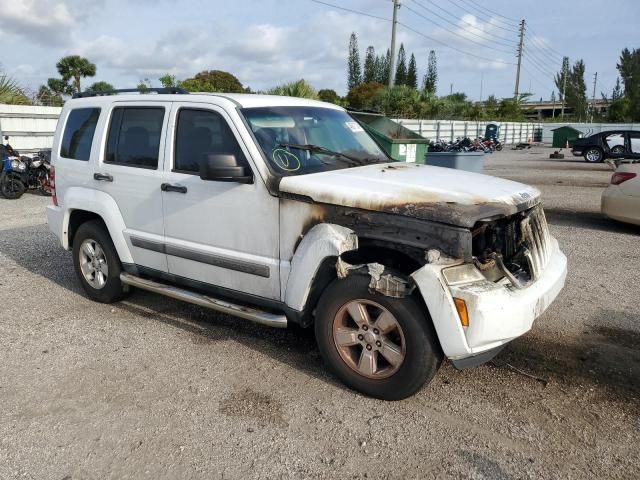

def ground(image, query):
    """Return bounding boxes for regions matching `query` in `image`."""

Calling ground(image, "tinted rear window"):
[105,107,165,169]
[60,108,101,161]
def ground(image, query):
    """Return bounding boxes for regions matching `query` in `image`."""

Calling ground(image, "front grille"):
[520,206,551,280]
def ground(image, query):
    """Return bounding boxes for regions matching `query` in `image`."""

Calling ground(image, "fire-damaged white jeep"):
[47,88,567,400]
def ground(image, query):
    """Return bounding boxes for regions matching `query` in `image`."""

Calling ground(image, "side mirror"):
[199,154,253,184]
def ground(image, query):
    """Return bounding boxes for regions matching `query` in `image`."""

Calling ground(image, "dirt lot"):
[1,148,639,479]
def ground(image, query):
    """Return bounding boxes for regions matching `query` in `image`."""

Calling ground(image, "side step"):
[120,273,288,329]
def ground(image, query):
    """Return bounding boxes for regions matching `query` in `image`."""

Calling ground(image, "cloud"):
[0,0,79,46]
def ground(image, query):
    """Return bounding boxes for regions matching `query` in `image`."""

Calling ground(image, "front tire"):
[72,220,127,303]
[0,172,26,199]
[315,274,442,400]
[584,147,603,163]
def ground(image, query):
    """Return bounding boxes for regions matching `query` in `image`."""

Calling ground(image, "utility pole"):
[560,63,567,120]
[479,72,484,103]
[514,19,525,100]
[590,72,598,122]
[388,0,400,88]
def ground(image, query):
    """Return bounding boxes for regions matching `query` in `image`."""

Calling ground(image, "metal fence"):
[0,104,62,153]
[393,119,543,145]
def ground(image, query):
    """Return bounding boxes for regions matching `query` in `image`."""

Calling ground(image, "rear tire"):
[584,147,603,163]
[72,219,127,303]
[314,274,442,400]
[0,172,26,199]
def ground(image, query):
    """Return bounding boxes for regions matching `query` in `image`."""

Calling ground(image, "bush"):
[347,82,384,110]
[268,79,318,99]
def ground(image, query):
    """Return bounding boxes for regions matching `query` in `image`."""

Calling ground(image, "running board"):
[119,273,288,329]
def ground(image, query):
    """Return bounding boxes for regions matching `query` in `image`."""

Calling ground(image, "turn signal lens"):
[611,172,637,185]
[453,298,469,327]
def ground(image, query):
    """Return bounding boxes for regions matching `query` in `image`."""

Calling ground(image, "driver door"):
[161,102,280,300]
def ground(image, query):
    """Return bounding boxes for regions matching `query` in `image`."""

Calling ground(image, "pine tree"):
[612,77,622,100]
[406,54,418,89]
[422,50,437,95]
[376,50,391,85]
[554,57,570,102]
[347,32,362,90]
[394,44,407,86]
[363,46,376,83]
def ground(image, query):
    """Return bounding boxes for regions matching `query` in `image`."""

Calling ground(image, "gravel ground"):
[1,148,639,479]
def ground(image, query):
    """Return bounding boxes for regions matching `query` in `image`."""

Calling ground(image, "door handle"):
[161,183,187,194]
[94,173,113,182]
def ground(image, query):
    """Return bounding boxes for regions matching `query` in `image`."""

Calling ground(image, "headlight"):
[10,159,20,169]
[442,264,485,285]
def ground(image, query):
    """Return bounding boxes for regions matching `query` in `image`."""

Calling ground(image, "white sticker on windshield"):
[345,121,364,133]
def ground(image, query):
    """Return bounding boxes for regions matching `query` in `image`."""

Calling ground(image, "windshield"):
[240,106,391,176]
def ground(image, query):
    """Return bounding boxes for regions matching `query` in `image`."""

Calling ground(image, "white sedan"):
[602,163,640,225]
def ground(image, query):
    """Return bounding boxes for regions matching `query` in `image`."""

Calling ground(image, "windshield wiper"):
[277,143,367,166]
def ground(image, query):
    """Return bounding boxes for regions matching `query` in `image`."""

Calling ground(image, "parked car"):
[571,130,640,163]
[602,162,640,225]
[47,88,567,400]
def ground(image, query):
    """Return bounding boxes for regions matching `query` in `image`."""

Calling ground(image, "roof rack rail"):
[72,87,189,99]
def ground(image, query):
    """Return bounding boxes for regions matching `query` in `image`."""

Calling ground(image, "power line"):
[397,20,516,65]
[457,0,520,25]
[403,3,516,56]
[309,0,391,22]
[442,0,520,33]
[409,0,517,49]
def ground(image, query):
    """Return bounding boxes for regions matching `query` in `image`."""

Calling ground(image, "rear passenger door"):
[628,131,640,159]
[94,101,171,272]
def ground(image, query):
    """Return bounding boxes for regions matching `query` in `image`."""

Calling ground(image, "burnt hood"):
[278,162,541,228]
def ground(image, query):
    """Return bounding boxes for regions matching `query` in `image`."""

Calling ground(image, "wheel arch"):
[61,187,132,263]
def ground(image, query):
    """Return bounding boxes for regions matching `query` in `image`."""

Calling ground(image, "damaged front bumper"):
[411,236,567,367]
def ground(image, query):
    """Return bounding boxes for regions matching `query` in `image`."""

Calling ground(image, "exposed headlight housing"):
[442,264,485,285]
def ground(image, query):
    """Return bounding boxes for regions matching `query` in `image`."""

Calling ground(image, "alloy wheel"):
[79,238,109,289]
[332,299,406,379]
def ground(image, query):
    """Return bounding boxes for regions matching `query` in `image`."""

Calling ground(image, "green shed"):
[351,112,429,163]
[551,126,583,148]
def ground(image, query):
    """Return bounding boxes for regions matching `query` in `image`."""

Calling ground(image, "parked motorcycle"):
[0,137,52,199]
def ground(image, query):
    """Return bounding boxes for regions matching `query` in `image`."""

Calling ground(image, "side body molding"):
[61,187,133,263]
[284,223,358,311]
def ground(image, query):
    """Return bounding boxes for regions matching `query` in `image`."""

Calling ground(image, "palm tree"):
[0,74,29,105]
[268,79,318,99]
[56,55,97,93]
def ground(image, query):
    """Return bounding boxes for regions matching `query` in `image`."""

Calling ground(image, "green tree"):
[159,74,178,88]
[394,44,407,86]
[54,55,97,93]
[406,53,418,90]
[180,70,244,93]
[617,47,640,120]
[554,56,570,104]
[47,77,73,97]
[318,89,340,104]
[269,79,318,99]
[0,74,29,105]
[36,85,63,106]
[87,81,114,92]
[137,78,152,93]
[372,85,420,118]
[347,82,384,110]
[568,59,587,120]
[347,32,362,90]
[422,50,437,96]
[375,49,391,85]
[363,46,376,83]
[611,77,623,100]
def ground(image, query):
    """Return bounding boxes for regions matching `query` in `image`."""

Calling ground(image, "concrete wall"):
[0,104,62,153]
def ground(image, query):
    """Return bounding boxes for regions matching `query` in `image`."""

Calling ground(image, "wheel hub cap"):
[79,238,109,290]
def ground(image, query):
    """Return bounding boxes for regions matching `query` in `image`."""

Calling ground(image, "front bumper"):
[412,237,567,364]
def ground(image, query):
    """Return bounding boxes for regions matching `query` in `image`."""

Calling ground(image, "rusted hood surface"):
[278,163,541,227]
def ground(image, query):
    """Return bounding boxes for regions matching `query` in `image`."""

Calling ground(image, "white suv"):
[47,88,567,400]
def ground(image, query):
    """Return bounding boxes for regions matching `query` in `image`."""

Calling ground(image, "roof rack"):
[72,87,189,99]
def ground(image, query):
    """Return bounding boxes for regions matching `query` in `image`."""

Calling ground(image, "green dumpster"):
[551,126,582,148]
[351,112,429,163]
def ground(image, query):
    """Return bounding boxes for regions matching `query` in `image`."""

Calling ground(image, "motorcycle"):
[0,137,52,199]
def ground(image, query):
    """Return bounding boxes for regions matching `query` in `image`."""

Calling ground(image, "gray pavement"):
[1,148,638,479]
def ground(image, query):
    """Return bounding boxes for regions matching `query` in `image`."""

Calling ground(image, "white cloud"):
[0,0,77,45]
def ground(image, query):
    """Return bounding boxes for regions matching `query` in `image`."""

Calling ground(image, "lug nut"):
[362,325,368,331]
[366,344,372,350]
[373,328,379,334]
[376,341,382,347]
[358,334,364,341]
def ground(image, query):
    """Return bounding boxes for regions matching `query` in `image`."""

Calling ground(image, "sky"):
[0,0,637,101]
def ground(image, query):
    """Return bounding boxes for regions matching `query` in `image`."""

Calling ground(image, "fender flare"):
[61,187,133,263]
[284,223,358,311]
